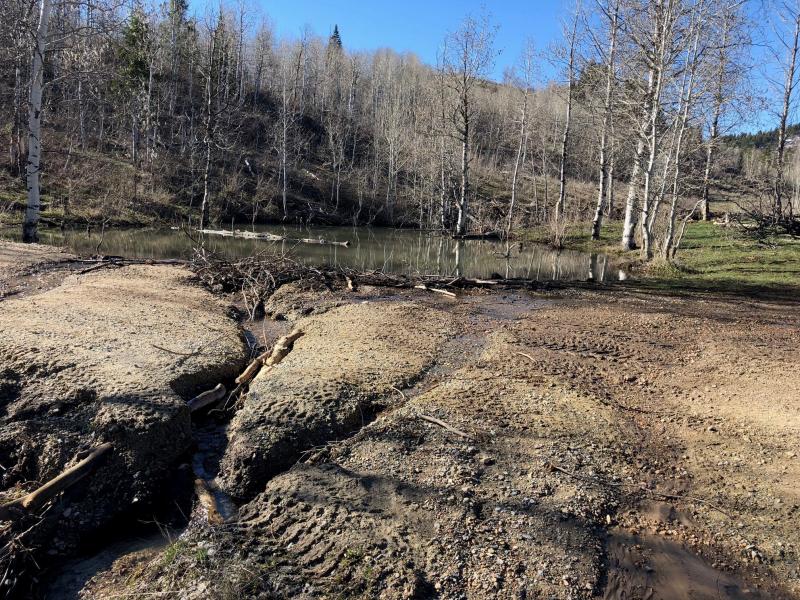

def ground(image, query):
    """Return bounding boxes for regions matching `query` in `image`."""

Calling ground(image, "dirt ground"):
[73,279,799,599]
[0,241,74,299]
[0,243,248,598]
[1,240,798,599]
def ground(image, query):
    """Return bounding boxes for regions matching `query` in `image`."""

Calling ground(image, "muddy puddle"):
[604,530,766,600]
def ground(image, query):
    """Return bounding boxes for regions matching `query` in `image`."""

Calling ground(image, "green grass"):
[521,220,800,299]
[655,221,800,296]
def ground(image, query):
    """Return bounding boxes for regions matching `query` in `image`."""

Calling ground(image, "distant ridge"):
[723,123,800,150]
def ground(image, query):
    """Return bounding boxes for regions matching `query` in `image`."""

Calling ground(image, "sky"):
[241,0,570,83]
[187,0,792,134]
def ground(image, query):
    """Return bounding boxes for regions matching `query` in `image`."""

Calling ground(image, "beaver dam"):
[0,240,798,600]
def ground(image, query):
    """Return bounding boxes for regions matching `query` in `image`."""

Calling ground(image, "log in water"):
[199,228,351,247]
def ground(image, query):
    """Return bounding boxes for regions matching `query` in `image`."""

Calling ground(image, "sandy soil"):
[77,284,799,599]
[0,241,74,299]
[0,243,248,598]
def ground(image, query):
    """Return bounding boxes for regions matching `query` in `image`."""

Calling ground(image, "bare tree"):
[506,40,537,240]
[769,0,800,223]
[23,0,52,243]
[442,12,496,235]
[700,0,747,221]
[591,0,621,240]
[554,2,582,225]
[662,0,706,259]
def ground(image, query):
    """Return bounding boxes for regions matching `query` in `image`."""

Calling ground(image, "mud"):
[0,241,74,299]
[219,300,455,500]
[3,240,799,599]
[80,286,800,599]
[0,243,248,597]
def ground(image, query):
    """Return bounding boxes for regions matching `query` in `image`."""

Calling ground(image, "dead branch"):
[188,383,227,413]
[151,344,199,357]
[414,284,458,298]
[390,386,407,400]
[0,443,113,521]
[418,413,473,439]
[188,249,550,312]
[235,329,305,386]
[264,329,304,367]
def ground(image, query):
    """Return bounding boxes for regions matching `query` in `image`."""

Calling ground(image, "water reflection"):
[1,225,613,282]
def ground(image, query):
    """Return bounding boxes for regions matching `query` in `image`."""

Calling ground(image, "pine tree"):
[329,24,342,50]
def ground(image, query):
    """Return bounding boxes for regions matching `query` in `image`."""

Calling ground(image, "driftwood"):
[235,329,305,386]
[188,383,227,413]
[452,231,502,241]
[69,257,187,266]
[0,442,113,521]
[189,249,555,313]
[198,228,351,247]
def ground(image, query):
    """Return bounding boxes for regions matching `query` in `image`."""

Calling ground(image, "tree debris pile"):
[189,247,552,317]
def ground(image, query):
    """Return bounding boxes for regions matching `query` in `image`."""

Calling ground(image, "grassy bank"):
[522,220,800,298]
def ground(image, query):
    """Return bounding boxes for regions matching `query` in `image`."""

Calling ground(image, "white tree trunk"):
[774,10,800,222]
[23,0,52,243]
[591,0,619,240]
[507,88,529,239]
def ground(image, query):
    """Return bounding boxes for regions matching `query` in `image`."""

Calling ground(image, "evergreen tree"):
[329,24,342,50]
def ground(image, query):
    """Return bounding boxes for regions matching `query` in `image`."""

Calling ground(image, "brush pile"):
[189,246,552,316]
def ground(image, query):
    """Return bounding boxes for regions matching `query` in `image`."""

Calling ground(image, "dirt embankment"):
[220,300,454,500]
[0,243,248,597]
[77,282,800,600]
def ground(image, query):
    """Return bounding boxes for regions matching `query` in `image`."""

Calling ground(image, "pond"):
[1,225,617,282]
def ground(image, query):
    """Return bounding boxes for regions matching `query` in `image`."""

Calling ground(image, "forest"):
[1,0,799,263]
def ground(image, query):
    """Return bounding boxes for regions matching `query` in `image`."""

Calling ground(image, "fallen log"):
[235,329,305,386]
[235,358,263,386]
[264,329,305,366]
[198,228,351,247]
[188,383,227,413]
[452,231,503,241]
[0,442,113,521]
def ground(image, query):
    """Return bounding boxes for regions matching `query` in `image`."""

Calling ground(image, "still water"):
[1,225,614,282]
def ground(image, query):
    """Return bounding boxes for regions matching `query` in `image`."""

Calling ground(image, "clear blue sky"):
[187,0,789,133]
[241,0,570,82]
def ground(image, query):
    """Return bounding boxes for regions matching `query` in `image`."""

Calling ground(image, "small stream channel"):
[1,225,618,282]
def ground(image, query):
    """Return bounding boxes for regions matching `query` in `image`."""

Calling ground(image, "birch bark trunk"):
[23,0,52,243]
[591,0,620,240]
